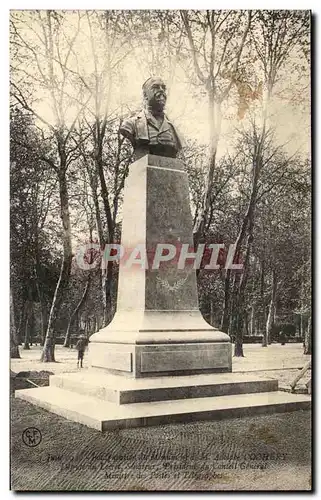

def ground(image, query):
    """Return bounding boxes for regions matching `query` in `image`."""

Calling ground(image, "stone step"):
[15,387,311,432]
[50,372,279,404]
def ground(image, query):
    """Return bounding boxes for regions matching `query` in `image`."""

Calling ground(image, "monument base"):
[15,371,311,431]
[89,342,231,378]
[88,310,232,377]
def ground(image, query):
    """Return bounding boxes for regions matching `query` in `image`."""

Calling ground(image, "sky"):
[10,10,311,162]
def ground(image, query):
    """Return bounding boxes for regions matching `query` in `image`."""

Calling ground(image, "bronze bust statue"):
[119,77,183,159]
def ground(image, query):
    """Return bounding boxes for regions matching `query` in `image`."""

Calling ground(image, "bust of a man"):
[119,77,183,159]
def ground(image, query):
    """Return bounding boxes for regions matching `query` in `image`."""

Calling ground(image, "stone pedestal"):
[89,154,231,377]
[15,154,311,431]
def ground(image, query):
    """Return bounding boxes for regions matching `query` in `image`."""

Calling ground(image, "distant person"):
[76,334,88,368]
[279,330,286,346]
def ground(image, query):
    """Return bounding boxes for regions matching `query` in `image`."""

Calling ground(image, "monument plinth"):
[88,154,231,377]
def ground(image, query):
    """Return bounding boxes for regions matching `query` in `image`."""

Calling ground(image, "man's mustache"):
[155,91,166,100]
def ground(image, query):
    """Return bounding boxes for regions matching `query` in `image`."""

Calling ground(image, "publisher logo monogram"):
[22,427,42,447]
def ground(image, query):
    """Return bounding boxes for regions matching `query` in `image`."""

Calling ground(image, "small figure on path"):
[279,329,286,346]
[76,334,88,368]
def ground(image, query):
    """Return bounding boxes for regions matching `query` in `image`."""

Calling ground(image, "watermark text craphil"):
[75,242,243,271]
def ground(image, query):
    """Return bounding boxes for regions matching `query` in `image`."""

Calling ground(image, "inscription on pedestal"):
[140,344,229,373]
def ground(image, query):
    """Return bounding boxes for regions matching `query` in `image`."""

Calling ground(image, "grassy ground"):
[11,397,311,491]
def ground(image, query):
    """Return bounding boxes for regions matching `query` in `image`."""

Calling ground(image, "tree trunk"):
[23,318,30,350]
[263,269,277,347]
[193,97,222,246]
[233,292,245,357]
[39,298,48,345]
[41,255,72,362]
[86,154,114,329]
[17,300,27,345]
[40,305,48,346]
[304,316,311,355]
[300,313,305,340]
[250,305,255,336]
[41,328,56,362]
[10,289,20,358]
[259,259,266,338]
[64,276,91,347]
[268,304,276,344]
[234,340,244,357]
[228,274,244,356]
[29,305,36,345]
[244,311,249,336]
[210,301,215,326]
[41,166,72,362]
[34,259,46,344]
[97,154,114,242]
[227,143,262,355]
[104,260,114,325]
[233,219,254,357]
[227,274,238,340]
[221,269,231,332]
[23,299,32,350]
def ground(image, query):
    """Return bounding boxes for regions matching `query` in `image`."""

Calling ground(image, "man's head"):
[142,76,167,113]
